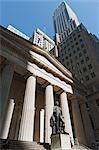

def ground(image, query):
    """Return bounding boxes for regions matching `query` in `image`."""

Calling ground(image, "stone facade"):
[55,24,99,143]
[0,26,97,148]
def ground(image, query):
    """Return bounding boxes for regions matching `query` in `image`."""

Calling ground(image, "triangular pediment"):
[0,26,73,84]
[29,47,73,84]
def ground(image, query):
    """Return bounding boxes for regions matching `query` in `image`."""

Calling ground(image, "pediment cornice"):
[0,26,73,84]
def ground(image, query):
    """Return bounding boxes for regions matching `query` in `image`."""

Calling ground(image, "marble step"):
[0,139,46,150]
[72,144,92,150]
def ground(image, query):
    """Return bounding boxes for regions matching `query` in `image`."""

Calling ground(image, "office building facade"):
[53,1,99,146]
[54,21,99,146]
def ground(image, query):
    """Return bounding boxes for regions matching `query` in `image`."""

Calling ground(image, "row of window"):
[62,65,96,82]
[61,55,90,68]
[83,64,93,72]
[65,64,96,81]
[61,50,88,63]
[66,62,93,72]
[61,41,84,50]
[62,60,95,81]
[60,44,86,57]
[85,72,96,81]
[66,33,81,44]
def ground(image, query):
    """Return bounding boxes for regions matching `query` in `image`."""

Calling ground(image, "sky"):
[0,0,99,39]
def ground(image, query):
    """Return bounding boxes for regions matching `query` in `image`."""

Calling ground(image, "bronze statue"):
[50,101,65,134]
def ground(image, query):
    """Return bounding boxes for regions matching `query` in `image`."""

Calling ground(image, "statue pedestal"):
[51,133,72,150]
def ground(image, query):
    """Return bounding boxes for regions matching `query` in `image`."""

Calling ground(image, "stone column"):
[40,109,44,143]
[14,102,23,140]
[88,98,99,141]
[89,99,99,130]
[45,84,54,144]
[71,97,87,145]
[0,99,15,139]
[79,100,96,146]
[18,75,36,141]
[60,92,74,145]
[0,62,14,123]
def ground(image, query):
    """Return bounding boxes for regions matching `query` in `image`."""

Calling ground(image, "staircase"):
[0,139,46,150]
[0,139,96,150]
[72,144,92,150]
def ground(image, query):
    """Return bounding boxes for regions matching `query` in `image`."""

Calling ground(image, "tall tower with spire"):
[53,1,79,41]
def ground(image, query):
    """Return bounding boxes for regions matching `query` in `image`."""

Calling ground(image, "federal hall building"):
[0,26,99,149]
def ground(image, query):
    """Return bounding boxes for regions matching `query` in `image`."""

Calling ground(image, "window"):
[79,52,82,57]
[70,59,73,63]
[79,39,82,42]
[75,56,78,60]
[67,43,69,47]
[65,51,67,54]
[69,53,72,57]
[67,62,70,66]
[73,33,75,37]
[86,56,89,61]
[66,39,68,43]
[91,72,95,78]
[62,57,64,61]
[69,37,72,40]
[61,54,63,59]
[68,28,70,33]
[83,49,87,54]
[83,67,87,72]
[85,75,90,81]
[81,59,84,64]
[72,66,74,69]
[66,56,68,59]
[78,34,81,38]
[88,64,92,69]
[74,37,76,41]
[77,47,80,51]
[81,79,84,83]
[75,42,78,45]
[79,70,82,74]
[77,62,79,66]
[71,45,74,48]
[73,50,76,54]
[81,44,84,48]
[64,46,66,49]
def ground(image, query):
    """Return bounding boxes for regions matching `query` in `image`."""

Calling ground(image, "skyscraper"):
[58,24,99,89]
[53,1,99,144]
[53,1,79,41]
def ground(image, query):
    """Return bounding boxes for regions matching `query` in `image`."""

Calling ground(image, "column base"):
[51,133,72,150]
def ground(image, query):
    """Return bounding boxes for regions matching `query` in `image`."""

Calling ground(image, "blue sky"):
[0,0,99,39]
